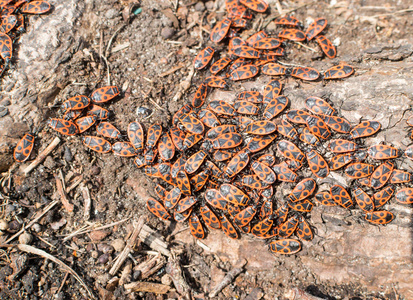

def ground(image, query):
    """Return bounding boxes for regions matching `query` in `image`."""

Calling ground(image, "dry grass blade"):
[17,244,96,300]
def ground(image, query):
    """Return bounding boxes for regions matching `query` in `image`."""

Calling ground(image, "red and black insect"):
[273,119,295,140]
[191,83,208,108]
[220,184,249,206]
[272,162,298,182]
[274,16,301,27]
[251,37,281,49]
[147,198,171,220]
[291,66,320,81]
[353,187,374,212]
[91,86,120,103]
[175,196,198,214]
[233,205,257,228]
[277,140,305,163]
[373,185,395,208]
[306,18,327,41]
[246,30,268,45]
[210,57,232,74]
[208,100,237,117]
[14,133,35,162]
[198,109,220,128]
[210,18,232,43]
[395,188,413,204]
[207,125,237,140]
[251,161,277,184]
[286,109,310,124]
[184,150,207,174]
[75,116,96,133]
[296,217,314,241]
[305,115,331,140]
[213,149,233,162]
[329,153,353,170]
[263,79,283,103]
[241,174,269,190]
[269,239,302,255]
[0,32,11,66]
[349,120,381,139]
[287,199,313,212]
[245,120,277,135]
[328,139,358,153]
[48,118,78,136]
[288,178,316,202]
[174,209,193,223]
[370,162,394,189]
[239,0,268,12]
[234,100,259,115]
[204,189,227,210]
[405,145,413,160]
[323,64,354,80]
[232,45,261,59]
[389,169,413,184]
[220,214,239,239]
[278,215,299,238]
[367,144,399,160]
[97,122,121,139]
[345,162,374,179]
[189,213,205,239]
[62,95,90,111]
[194,47,215,70]
[205,76,228,89]
[182,133,203,151]
[1,15,17,34]
[251,215,275,237]
[330,185,353,208]
[305,96,335,116]
[322,115,351,133]
[255,154,275,167]
[154,184,167,200]
[163,186,181,209]
[237,90,263,103]
[176,171,191,196]
[230,64,259,81]
[112,142,137,157]
[315,35,336,58]
[263,95,289,119]
[83,136,112,153]
[20,0,51,14]
[306,149,329,178]
[261,62,288,76]
[278,28,306,41]
[158,133,175,161]
[179,113,205,135]
[199,204,221,229]
[225,150,250,178]
[364,210,394,225]
[63,110,81,120]
[191,169,210,192]
[315,191,336,206]
[299,127,321,147]
[87,104,109,120]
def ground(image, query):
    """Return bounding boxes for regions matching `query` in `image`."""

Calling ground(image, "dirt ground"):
[0,0,413,299]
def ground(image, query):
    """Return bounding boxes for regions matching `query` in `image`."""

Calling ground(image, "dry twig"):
[17,244,96,299]
[173,63,195,101]
[109,217,145,275]
[54,173,74,213]
[209,259,247,298]
[23,137,61,175]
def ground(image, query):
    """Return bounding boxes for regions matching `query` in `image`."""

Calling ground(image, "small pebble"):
[194,2,205,11]
[90,165,101,175]
[31,223,41,233]
[8,220,21,233]
[97,243,114,254]
[1,99,10,106]
[205,1,214,10]
[161,274,172,286]
[136,107,152,118]
[111,238,125,252]
[0,106,8,118]
[161,27,175,39]
[98,253,110,264]
[19,232,33,244]
[91,250,99,259]
[0,219,8,231]
[64,146,73,162]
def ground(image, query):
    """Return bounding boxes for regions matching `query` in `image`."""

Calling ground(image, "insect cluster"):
[0,0,51,76]
[13,0,413,255]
